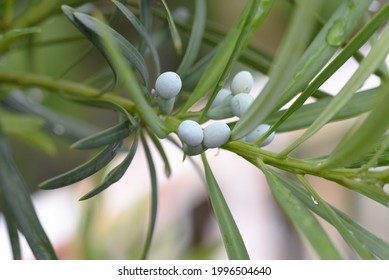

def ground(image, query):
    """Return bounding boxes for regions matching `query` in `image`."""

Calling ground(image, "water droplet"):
[326,20,346,47]
[53,124,66,135]
[310,195,319,205]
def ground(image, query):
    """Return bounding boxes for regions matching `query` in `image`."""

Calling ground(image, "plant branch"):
[0,0,99,54]
[224,141,385,196]
[0,70,135,112]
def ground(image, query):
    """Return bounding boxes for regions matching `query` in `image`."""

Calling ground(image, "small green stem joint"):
[156,96,175,115]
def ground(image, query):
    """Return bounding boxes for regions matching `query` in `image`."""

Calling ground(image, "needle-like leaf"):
[0,128,57,259]
[201,153,250,260]
[140,132,158,259]
[39,142,121,189]
[259,161,343,260]
[79,133,139,200]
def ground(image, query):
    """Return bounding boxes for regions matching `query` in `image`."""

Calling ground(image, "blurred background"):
[0,0,388,259]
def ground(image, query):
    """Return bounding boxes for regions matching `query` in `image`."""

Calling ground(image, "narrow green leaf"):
[1,198,21,259]
[361,133,389,169]
[139,0,153,55]
[71,120,138,149]
[140,132,158,259]
[72,98,136,125]
[179,0,273,114]
[62,5,149,86]
[148,131,171,177]
[73,11,149,85]
[176,0,206,76]
[328,135,389,168]
[0,108,45,133]
[0,128,57,259]
[98,21,169,138]
[3,91,99,141]
[201,153,249,260]
[159,0,182,54]
[264,87,378,132]
[199,1,274,121]
[273,172,389,259]
[297,175,374,259]
[62,6,120,83]
[260,4,389,141]
[79,134,139,201]
[323,81,389,168]
[0,109,57,155]
[252,0,322,129]
[232,0,373,140]
[112,0,160,76]
[56,46,94,80]
[39,142,121,190]
[180,48,216,91]
[259,162,343,260]
[173,13,272,76]
[281,22,389,156]
[0,27,41,40]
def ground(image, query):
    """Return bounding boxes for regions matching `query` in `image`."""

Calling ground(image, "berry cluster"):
[154,71,276,156]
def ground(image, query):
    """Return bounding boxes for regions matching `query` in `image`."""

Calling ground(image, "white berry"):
[203,122,231,148]
[178,120,204,146]
[155,71,182,99]
[211,89,232,108]
[245,124,275,147]
[230,93,254,117]
[230,71,254,95]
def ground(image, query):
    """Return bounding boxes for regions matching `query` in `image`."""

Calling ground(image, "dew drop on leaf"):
[53,124,66,135]
[310,195,319,205]
[326,20,346,47]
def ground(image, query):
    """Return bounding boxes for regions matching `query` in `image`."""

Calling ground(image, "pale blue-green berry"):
[245,124,275,147]
[230,71,254,95]
[202,122,231,148]
[207,89,233,120]
[230,93,254,117]
[155,71,182,99]
[178,120,204,147]
[207,103,234,120]
[384,185,389,196]
[211,89,232,108]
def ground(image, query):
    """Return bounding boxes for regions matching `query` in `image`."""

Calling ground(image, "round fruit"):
[211,89,232,108]
[202,122,231,148]
[178,120,204,146]
[230,71,254,95]
[245,124,275,147]
[155,71,182,99]
[230,93,254,117]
